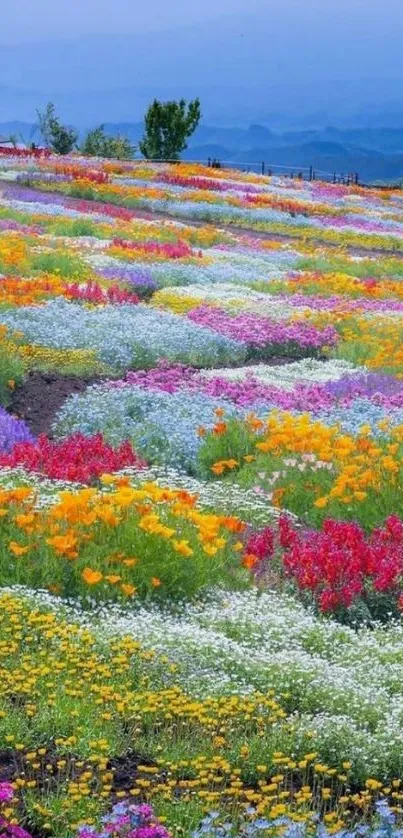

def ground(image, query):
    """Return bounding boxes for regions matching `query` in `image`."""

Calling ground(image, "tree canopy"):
[36,102,78,155]
[139,98,201,161]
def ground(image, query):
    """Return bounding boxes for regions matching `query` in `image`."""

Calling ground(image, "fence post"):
[261,161,265,175]
[309,165,313,181]
[207,157,211,168]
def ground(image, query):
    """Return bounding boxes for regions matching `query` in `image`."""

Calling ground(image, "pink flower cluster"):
[201,376,335,410]
[186,305,338,350]
[160,173,261,194]
[107,362,336,412]
[122,363,199,393]
[111,238,201,259]
[77,801,171,838]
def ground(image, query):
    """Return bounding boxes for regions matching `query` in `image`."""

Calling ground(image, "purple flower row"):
[282,292,403,313]
[110,363,403,415]
[186,305,338,350]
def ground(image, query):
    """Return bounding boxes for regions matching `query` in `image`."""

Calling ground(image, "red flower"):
[0,433,146,483]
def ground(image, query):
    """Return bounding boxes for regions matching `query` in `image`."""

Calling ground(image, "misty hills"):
[3,120,403,182]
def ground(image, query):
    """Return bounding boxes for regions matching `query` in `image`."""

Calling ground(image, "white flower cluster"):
[200,358,364,389]
[0,299,245,372]
[9,583,403,776]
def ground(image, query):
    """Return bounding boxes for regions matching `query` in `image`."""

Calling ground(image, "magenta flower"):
[0,783,14,802]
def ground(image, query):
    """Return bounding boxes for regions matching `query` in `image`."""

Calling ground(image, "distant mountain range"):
[3,121,403,183]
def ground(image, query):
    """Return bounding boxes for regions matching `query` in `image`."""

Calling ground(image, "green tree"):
[36,102,78,155]
[139,98,201,161]
[81,125,133,160]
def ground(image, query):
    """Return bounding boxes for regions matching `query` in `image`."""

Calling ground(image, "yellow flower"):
[173,539,194,557]
[9,541,30,557]
[121,584,137,597]
[314,497,328,509]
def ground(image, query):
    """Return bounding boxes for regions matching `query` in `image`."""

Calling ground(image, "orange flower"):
[122,558,138,567]
[242,553,259,570]
[105,575,121,584]
[272,488,285,507]
[214,407,225,417]
[121,583,137,597]
[11,488,32,502]
[82,568,103,585]
[151,577,161,587]
[211,462,226,476]
[213,422,227,436]
[9,541,30,557]
[15,513,35,528]
[197,426,207,437]
[222,516,245,534]
[46,533,78,556]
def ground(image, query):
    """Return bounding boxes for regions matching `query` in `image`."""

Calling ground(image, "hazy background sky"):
[1,0,402,43]
[1,0,403,128]
[1,0,262,42]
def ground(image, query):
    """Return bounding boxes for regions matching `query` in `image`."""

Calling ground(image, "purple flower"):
[0,782,14,802]
[0,407,34,454]
[186,305,337,352]
[78,802,171,838]
[95,268,157,295]
[0,818,34,838]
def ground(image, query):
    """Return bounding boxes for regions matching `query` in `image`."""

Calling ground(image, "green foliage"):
[197,417,256,479]
[0,339,24,405]
[30,248,90,278]
[139,97,201,161]
[81,125,133,160]
[36,102,78,155]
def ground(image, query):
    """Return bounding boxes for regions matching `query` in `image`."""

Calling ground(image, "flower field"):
[1,152,403,837]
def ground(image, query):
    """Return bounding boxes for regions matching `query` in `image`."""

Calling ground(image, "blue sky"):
[3,0,401,43]
[2,0,261,42]
[1,0,403,126]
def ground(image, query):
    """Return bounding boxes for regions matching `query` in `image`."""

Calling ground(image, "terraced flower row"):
[0,152,403,837]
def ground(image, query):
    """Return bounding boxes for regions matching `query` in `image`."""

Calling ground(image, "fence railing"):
[127,152,361,185]
[2,143,400,189]
[204,157,360,185]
